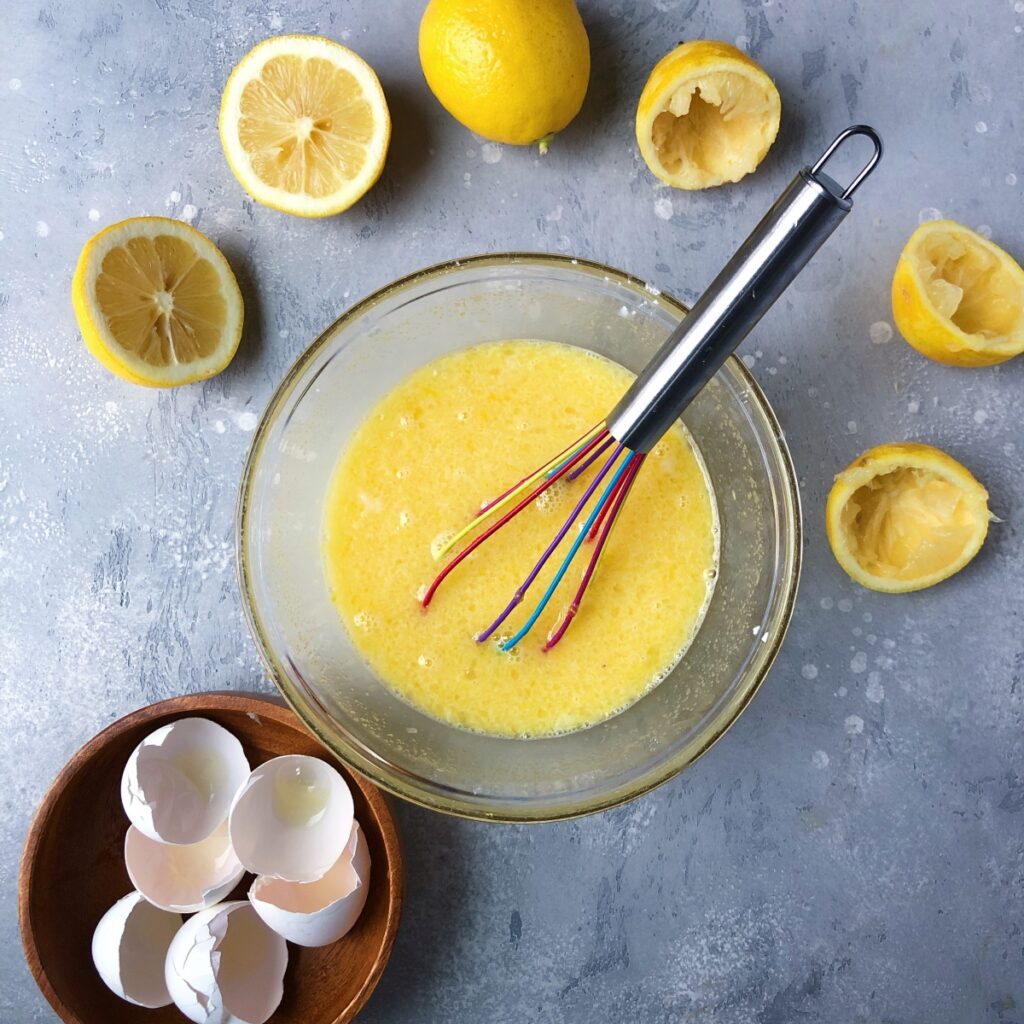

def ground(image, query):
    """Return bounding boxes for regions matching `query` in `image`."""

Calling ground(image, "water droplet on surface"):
[869,321,893,345]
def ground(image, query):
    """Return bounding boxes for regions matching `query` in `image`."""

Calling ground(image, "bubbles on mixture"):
[352,611,377,632]
[431,529,457,560]
[398,510,412,528]
[494,634,522,662]
[455,410,469,423]
[415,583,428,602]
[417,654,434,668]
[357,491,383,514]
[398,414,411,429]
[534,479,568,513]
[648,665,671,688]
[394,467,409,480]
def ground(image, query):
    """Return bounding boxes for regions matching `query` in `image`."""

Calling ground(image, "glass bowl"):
[237,254,800,822]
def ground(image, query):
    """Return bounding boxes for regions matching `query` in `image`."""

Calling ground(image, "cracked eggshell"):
[121,717,250,845]
[164,900,288,1024]
[249,819,370,947]
[228,754,354,882]
[91,891,181,1008]
[125,819,245,912]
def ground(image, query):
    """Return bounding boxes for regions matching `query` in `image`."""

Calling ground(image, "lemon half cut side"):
[892,220,1024,366]
[219,34,391,218]
[636,40,781,190]
[72,217,244,388]
[826,443,991,593]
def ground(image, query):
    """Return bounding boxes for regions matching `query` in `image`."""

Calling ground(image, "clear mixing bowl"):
[237,254,801,822]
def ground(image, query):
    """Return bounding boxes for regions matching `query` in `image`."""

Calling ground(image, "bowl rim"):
[236,251,803,823]
[18,692,404,1024]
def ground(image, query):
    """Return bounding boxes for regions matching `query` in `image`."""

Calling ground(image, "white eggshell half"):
[125,819,245,912]
[249,819,370,947]
[91,891,181,1007]
[121,717,250,845]
[164,900,287,1024]
[228,754,354,882]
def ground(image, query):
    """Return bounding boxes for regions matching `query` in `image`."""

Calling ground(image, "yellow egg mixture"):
[322,340,719,738]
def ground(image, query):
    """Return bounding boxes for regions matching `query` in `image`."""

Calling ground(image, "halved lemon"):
[219,35,390,218]
[636,40,781,190]
[72,217,244,388]
[892,220,1024,366]
[826,443,990,593]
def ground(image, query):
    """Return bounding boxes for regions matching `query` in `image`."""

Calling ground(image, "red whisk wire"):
[420,428,610,608]
[543,453,645,651]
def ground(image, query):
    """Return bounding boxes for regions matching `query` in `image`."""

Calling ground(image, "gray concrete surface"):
[3,1,1023,1020]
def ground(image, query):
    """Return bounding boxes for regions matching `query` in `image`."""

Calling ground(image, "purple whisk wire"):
[543,453,645,651]
[476,423,597,517]
[421,427,609,608]
[477,442,626,644]
[566,436,615,481]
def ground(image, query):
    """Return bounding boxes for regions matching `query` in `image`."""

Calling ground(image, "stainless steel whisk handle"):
[607,125,883,453]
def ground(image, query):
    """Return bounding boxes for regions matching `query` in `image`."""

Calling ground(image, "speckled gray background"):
[3,0,1023,1020]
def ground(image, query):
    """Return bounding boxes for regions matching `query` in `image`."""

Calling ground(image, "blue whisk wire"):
[499,449,638,651]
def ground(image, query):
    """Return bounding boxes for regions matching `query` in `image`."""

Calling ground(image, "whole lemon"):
[419,0,590,148]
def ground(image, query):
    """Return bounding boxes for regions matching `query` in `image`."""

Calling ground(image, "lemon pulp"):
[652,73,774,179]
[219,36,390,217]
[826,442,990,593]
[72,217,243,387]
[239,55,377,198]
[916,230,1020,338]
[636,41,781,189]
[322,340,719,738]
[94,234,228,365]
[892,220,1024,366]
[840,466,981,582]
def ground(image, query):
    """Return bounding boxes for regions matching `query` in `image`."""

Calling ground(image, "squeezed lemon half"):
[72,217,243,387]
[826,443,990,593]
[636,40,781,190]
[219,35,390,218]
[892,220,1024,366]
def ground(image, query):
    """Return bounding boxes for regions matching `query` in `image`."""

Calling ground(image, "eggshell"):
[249,819,370,946]
[91,891,181,1007]
[228,754,354,882]
[164,900,287,1024]
[125,819,245,912]
[121,717,250,845]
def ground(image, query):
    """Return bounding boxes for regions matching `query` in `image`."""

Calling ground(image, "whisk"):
[422,125,883,651]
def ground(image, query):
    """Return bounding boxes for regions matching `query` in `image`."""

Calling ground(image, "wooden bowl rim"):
[19,692,404,1024]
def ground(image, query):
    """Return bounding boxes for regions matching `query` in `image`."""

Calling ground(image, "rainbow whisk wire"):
[421,422,647,651]
[421,126,882,651]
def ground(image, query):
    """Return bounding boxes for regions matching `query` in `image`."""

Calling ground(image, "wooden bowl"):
[19,693,404,1024]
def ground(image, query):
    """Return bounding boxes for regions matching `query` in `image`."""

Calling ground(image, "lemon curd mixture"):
[323,340,719,738]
